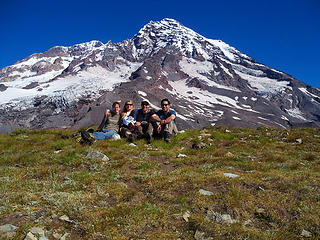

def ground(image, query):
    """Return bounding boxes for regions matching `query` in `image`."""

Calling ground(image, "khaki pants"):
[162,121,178,136]
[135,122,154,137]
[153,117,178,137]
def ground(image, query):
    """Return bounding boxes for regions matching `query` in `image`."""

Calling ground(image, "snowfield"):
[0,62,142,110]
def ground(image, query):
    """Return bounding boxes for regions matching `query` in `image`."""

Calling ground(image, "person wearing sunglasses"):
[119,100,138,142]
[135,100,155,144]
[151,98,178,142]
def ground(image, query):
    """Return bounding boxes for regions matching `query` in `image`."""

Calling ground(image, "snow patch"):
[207,39,237,61]
[219,63,233,77]
[179,57,240,92]
[169,79,257,113]
[138,91,147,96]
[234,69,291,95]
[285,107,307,121]
[257,116,269,121]
[298,87,320,99]
[0,61,142,109]
[230,110,238,115]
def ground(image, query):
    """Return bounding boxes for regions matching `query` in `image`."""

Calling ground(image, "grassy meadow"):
[0,126,319,239]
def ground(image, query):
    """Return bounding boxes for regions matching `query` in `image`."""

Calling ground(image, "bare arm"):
[151,114,161,122]
[159,114,175,125]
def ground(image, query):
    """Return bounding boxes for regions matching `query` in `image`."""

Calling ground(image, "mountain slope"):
[1,18,319,132]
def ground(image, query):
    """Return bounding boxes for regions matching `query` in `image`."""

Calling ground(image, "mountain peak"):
[146,18,182,28]
[140,18,193,36]
[132,18,242,62]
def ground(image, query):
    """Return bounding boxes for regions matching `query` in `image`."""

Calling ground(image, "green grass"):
[0,127,319,239]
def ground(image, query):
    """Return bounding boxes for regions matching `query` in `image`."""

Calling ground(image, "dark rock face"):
[23,82,39,89]
[0,18,320,133]
[0,84,8,92]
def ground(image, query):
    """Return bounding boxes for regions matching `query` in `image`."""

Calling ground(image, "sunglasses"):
[141,104,149,106]
[125,104,133,106]
[161,104,169,106]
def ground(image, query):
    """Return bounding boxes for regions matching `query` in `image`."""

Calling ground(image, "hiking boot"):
[86,128,95,133]
[164,132,171,143]
[80,130,95,145]
[127,134,134,143]
[146,133,151,144]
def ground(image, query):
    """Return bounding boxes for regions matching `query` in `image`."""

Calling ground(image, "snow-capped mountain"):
[1,18,320,133]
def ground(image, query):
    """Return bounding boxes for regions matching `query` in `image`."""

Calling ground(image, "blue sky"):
[1,0,319,87]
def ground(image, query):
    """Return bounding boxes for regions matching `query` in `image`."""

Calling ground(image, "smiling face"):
[161,100,170,113]
[125,101,134,112]
[112,103,121,114]
[141,102,150,113]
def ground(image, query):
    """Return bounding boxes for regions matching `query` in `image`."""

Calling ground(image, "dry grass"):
[0,127,319,239]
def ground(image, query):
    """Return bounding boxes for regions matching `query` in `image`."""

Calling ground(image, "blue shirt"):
[156,109,176,123]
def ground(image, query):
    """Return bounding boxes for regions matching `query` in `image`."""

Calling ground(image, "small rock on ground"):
[86,149,109,161]
[30,227,45,236]
[182,211,191,222]
[176,153,187,158]
[53,233,62,239]
[243,219,253,227]
[0,224,18,233]
[0,224,18,238]
[225,152,234,157]
[192,143,206,149]
[199,189,213,196]
[24,232,38,240]
[24,227,49,240]
[206,211,238,224]
[194,229,214,240]
[59,215,73,223]
[200,133,211,136]
[223,173,239,178]
[276,163,287,168]
[301,229,312,237]
[61,233,71,240]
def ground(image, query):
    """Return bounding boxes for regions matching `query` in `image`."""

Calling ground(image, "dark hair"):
[141,100,150,106]
[112,102,120,108]
[161,98,170,105]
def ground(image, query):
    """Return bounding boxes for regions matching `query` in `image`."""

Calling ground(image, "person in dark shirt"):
[151,98,178,142]
[135,100,155,144]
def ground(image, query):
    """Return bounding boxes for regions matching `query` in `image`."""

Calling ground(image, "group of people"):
[80,98,178,144]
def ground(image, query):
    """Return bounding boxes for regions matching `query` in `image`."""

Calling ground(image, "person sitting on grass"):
[119,100,138,142]
[134,100,155,144]
[151,98,178,142]
[80,102,121,144]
